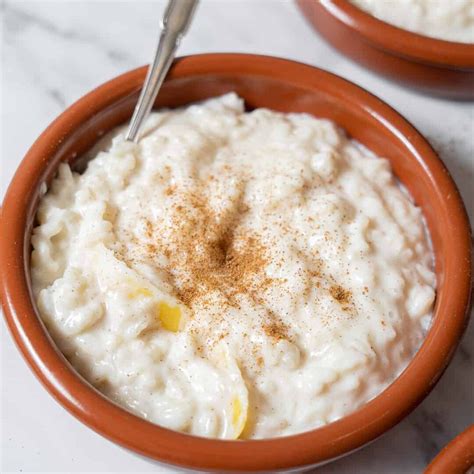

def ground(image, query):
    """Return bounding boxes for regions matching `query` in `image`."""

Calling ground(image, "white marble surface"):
[0,1,473,473]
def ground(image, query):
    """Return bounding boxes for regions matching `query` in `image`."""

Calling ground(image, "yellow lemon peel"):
[231,396,247,439]
[157,302,181,332]
[127,287,153,299]
[215,343,248,439]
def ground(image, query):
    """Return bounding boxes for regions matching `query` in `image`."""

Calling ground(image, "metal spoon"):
[126,0,198,142]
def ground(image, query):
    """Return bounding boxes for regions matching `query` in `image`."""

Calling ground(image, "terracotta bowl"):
[425,425,474,474]
[296,0,474,99]
[0,54,472,472]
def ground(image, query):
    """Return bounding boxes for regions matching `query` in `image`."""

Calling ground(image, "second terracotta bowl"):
[0,54,472,472]
[426,425,474,474]
[297,0,474,99]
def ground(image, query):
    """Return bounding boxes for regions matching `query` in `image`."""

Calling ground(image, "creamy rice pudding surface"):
[31,94,436,439]
[351,0,474,43]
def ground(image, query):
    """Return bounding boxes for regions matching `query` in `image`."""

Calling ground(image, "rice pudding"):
[31,94,436,439]
[351,0,474,43]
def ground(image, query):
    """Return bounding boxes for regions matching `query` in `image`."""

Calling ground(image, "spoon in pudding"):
[126,0,198,142]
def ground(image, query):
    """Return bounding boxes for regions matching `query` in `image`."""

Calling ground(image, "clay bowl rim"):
[317,0,474,69]
[425,424,474,474]
[0,53,472,472]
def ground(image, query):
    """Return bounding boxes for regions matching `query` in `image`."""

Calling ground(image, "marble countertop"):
[1,1,472,473]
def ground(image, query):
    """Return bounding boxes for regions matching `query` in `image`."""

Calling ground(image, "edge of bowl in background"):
[425,424,474,474]
[296,0,474,99]
[0,54,472,472]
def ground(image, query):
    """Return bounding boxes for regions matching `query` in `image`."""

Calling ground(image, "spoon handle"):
[126,0,198,142]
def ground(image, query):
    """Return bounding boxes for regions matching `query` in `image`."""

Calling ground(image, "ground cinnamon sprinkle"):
[263,320,289,341]
[118,171,361,351]
[165,190,272,308]
[164,185,176,196]
[329,284,352,307]
[113,158,376,355]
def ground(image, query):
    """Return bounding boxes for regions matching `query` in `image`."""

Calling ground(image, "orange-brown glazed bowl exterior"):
[0,54,472,473]
[425,425,474,474]
[297,0,474,99]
